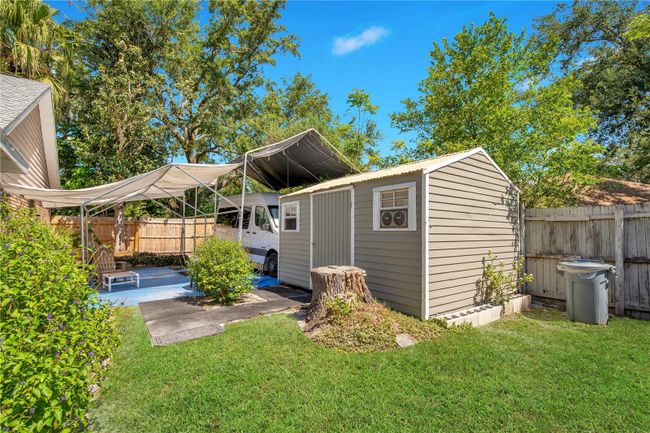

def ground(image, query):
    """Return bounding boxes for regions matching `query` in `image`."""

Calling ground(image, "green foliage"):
[152,0,299,164]
[0,205,119,432]
[186,238,254,304]
[624,11,650,40]
[120,253,185,268]
[324,294,356,321]
[475,251,533,306]
[335,88,382,167]
[0,0,76,106]
[390,14,603,207]
[535,1,650,182]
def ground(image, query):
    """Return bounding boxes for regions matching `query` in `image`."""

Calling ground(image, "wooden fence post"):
[134,219,140,254]
[614,206,625,316]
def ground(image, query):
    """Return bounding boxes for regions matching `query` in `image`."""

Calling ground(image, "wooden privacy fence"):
[524,203,650,320]
[51,216,231,255]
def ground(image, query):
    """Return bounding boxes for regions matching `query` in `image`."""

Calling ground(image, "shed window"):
[281,201,300,232]
[373,182,416,231]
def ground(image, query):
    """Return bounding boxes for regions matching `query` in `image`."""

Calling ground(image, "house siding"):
[278,195,311,288]
[2,107,50,188]
[1,107,52,222]
[428,152,519,317]
[354,173,422,317]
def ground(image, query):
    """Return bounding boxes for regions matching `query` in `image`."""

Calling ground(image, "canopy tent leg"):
[80,205,85,264]
[181,191,186,258]
[193,187,198,253]
[238,152,249,243]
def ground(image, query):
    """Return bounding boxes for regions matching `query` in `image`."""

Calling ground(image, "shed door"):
[311,189,353,268]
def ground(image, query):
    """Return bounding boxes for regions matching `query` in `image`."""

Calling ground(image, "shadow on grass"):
[520,308,570,323]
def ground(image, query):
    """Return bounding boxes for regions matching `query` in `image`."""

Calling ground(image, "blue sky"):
[47,0,559,158]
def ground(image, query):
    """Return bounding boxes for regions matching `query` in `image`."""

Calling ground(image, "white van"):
[214,193,280,277]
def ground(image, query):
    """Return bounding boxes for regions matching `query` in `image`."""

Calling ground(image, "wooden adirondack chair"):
[91,245,139,292]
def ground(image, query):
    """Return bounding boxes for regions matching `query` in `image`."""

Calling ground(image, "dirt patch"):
[180,292,267,310]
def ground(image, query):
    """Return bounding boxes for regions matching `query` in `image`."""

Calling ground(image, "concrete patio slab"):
[139,298,203,322]
[152,324,225,346]
[139,285,310,346]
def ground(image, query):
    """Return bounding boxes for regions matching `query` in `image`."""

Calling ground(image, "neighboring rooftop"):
[0,73,51,133]
[579,178,650,206]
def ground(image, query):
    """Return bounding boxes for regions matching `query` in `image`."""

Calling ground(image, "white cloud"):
[332,26,389,56]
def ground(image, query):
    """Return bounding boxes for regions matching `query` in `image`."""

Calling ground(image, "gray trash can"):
[557,260,613,325]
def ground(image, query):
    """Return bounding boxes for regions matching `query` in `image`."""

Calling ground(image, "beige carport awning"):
[0,163,240,208]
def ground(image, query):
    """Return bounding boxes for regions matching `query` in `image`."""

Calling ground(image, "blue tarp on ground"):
[95,267,281,306]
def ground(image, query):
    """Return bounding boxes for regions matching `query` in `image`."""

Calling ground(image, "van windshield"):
[268,205,279,226]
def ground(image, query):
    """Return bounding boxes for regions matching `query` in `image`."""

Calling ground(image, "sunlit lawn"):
[91,307,650,433]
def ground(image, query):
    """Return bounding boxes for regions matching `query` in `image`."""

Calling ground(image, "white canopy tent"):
[1,163,239,208]
[1,163,241,262]
[1,129,359,264]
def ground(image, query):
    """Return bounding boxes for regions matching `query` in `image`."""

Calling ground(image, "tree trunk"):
[306,266,374,327]
[113,202,126,254]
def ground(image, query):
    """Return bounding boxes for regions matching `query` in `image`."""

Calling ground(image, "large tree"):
[334,88,382,167]
[391,14,602,207]
[237,72,335,155]
[535,1,650,182]
[63,0,186,249]
[154,0,299,164]
[0,0,76,106]
[238,74,380,169]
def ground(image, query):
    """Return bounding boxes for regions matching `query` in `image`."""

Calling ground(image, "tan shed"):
[278,147,520,319]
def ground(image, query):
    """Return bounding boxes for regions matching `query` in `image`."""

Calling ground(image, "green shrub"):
[475,250,534,305]
[186,238,254,304]
[0,205,119,432]
[120,253,185,268]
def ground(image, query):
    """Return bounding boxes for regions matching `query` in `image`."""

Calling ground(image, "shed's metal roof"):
[282,147,508,197]
[0,74,51,133]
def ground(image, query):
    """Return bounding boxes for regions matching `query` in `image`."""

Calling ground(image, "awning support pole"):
[193,187,198,253]
[238,151,250,243]
[181,191,186,258]
[213,182,218,236]
[80,205,85,264]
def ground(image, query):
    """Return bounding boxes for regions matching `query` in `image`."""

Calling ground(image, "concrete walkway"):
[139,286,311,346]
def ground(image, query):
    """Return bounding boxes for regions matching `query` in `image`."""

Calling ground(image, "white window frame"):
[281,201,300,232]
[372,182,416,231]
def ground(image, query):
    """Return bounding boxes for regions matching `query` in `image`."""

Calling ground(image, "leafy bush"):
[0,205,119,432]
[186,238,253,304]
[120,253,185,268]
[475,250,534,305]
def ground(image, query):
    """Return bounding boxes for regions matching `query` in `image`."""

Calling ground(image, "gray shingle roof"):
[0,73,51,133]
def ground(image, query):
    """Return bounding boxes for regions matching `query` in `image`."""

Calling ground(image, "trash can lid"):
[557,260,613,273]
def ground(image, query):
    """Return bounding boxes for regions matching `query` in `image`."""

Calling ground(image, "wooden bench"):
[103,271,140,292]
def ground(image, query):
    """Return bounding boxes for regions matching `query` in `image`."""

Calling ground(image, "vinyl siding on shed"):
[354,173,422,317]
[278,195,311,288]
[428,152,519,316]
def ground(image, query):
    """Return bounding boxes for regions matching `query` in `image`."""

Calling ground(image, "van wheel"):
[264,252,278,278]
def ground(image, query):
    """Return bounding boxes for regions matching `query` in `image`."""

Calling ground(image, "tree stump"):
[306,266,374,327]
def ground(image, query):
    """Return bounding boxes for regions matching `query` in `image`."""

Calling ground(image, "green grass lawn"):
[91,308,650,433]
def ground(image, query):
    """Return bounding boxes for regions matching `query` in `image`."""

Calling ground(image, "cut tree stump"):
[306,266,374,327]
